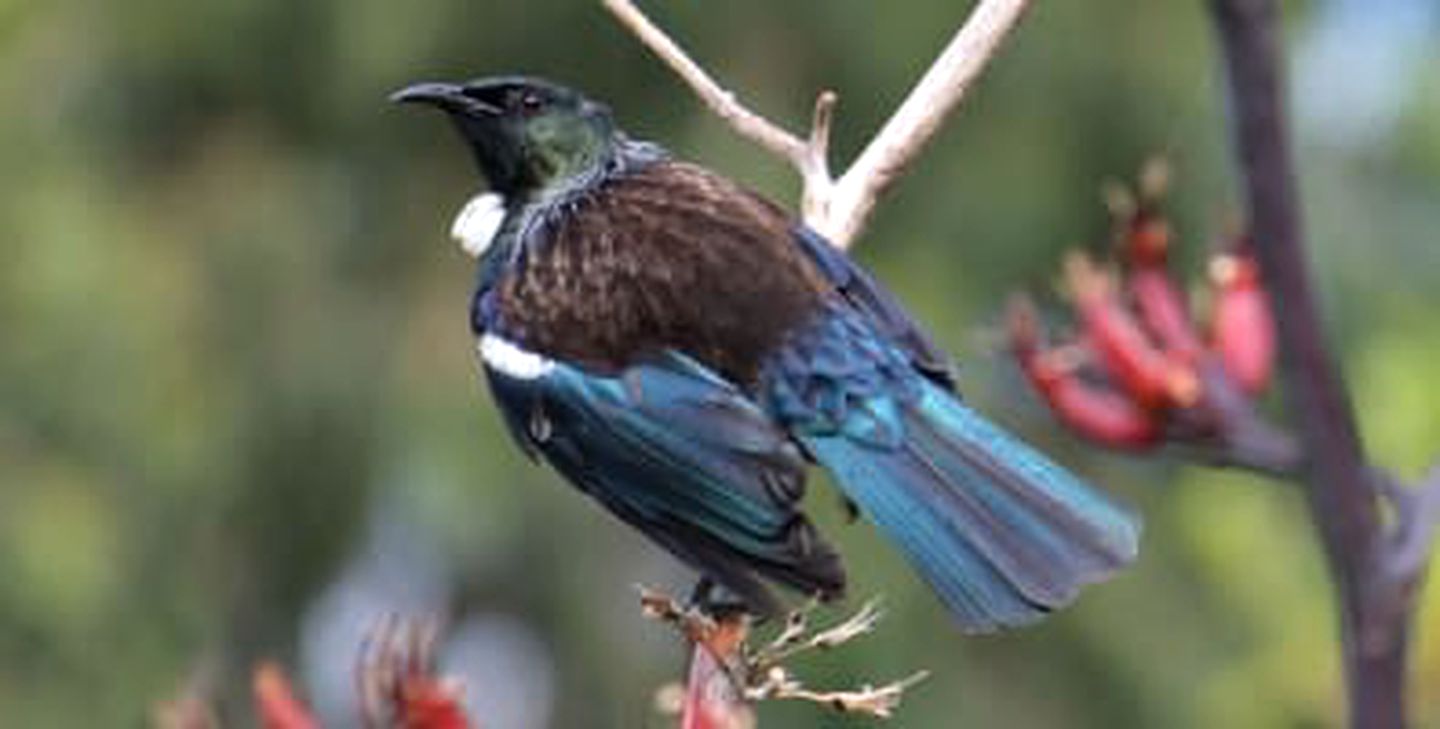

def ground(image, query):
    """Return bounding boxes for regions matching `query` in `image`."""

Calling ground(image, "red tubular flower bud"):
[1111,157,1173,268]
[1128,265,1204,361]
[1209,253,1275,394]
[1040,362,1164,450]
[1135,219,1170,265]
[1064,253,1199,410]
[1008,297,1162,450]
[356,621,474,729]
[1107,176,1204,361]
[253,664,321,729]
[394,677,471,729]
[1119,215,1172,268]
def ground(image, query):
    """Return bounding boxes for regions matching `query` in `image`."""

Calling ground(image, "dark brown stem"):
[1208,1,1415,726]
[1380,465,1440,583]
[1175,359,1301,478]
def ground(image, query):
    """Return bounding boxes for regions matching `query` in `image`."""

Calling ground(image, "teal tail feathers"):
[804,383,1141,632]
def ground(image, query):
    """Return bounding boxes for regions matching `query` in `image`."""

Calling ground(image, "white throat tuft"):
[450,192,507,258]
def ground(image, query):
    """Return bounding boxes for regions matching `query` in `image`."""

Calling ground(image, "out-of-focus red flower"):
[1209,252,1275,394]
[1110,158,1206,362]
[253,664,321,729]
[251,656,472,729]
[1117,210,1172,268]
[1010,297,1163,450]
[1009,160,1277,453]
[358,618,473,729]
[1064,253,1198,410]
[1108,156,1173,267]
[1128,267,1204,362]
[152,689,218,729]
[389,676,470,729]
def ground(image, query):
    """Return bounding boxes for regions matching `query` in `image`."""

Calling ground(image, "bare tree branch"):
[600,0,810,164]
[745,668,930,719]
[821,0,1031,246]
[602,0,1031,249]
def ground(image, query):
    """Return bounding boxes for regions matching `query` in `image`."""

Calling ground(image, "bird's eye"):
[517,92,544,114]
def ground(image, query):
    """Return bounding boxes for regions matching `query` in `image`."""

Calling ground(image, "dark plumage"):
[494,161,828,383]
[393,75,1141,630]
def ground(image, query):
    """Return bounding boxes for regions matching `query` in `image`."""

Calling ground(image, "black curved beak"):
[389,81,499,115]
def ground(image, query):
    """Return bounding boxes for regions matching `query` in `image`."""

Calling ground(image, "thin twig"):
[822,0,1031,246]
[745,667,930,719]
[600,0,810,165]
[749,599,884,671]
[602,0,1031,249]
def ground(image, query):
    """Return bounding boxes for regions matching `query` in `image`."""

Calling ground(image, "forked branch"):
[602,0,1031,248]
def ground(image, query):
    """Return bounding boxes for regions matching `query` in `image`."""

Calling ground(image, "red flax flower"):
[1009,161,1276,452]
[1008,295,1161,450]
[358,618,472,729]
[1209,250,1275,395]
[245,618,472,729]
[253,664,321,729]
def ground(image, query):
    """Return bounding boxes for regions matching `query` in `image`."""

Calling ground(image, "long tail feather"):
[805,382,1141,632]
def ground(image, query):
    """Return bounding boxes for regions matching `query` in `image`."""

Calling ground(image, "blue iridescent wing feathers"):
[791,225,956,388]
[763,297,1141,632]
[482,345,845,615]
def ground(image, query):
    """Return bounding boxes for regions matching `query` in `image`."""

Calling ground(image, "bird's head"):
[391,76,615,199]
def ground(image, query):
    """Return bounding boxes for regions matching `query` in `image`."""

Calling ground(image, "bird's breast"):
[488,162,831,386]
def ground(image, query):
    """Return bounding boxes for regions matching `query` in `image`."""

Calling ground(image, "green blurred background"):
[3,0,1439,726]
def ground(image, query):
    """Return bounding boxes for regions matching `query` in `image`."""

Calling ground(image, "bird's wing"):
[481,340,845,615]
[790,225,957,389]
[764,303,1140,632]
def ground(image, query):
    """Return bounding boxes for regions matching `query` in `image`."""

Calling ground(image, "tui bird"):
[392,76,1140,632]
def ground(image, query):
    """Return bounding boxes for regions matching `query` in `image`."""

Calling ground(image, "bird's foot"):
[684,577,752,623]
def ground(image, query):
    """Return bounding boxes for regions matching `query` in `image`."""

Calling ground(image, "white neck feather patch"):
[450,192,507,258]
[479,333,555,380]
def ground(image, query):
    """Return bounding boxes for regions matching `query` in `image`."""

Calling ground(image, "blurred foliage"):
[1,0,1438,727]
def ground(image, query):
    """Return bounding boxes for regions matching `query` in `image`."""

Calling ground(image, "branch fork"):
[603,0,1030,249]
